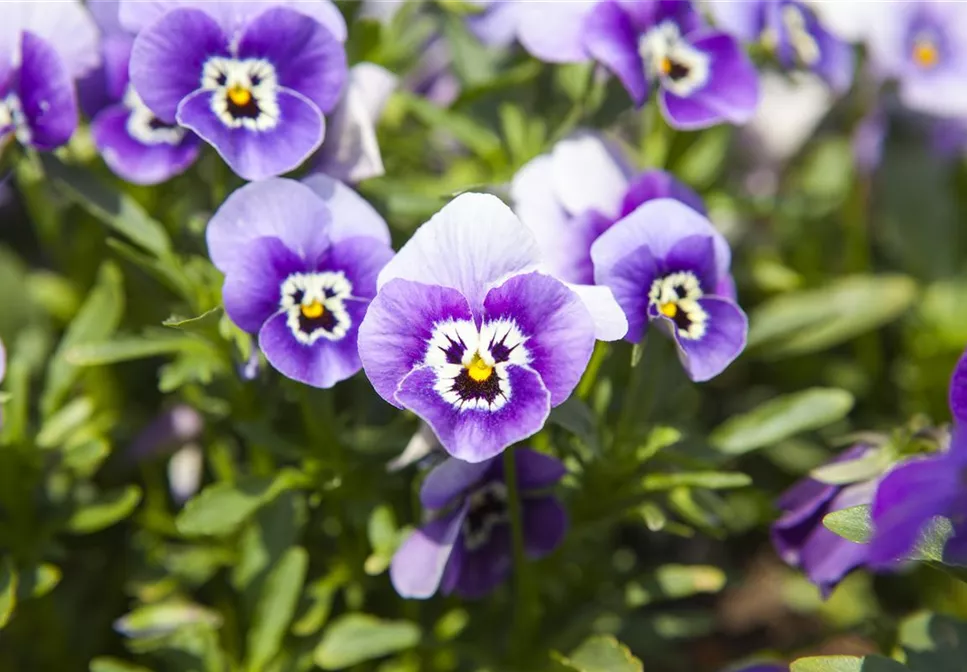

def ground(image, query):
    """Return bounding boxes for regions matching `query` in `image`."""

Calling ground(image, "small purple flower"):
[468,0,596,63]
[583,0,759,128]
[0,1,100,152]
[81,0,200,185]
[390,448,568,599]
[772,444,877,598]
[709,0,854,94]
[207,175,394,388]
[865,1,967,118]
[128,404,204,462]
[591,198,746,382]
[511,129,704,286]
[358,193,627,463]
[869,349,967,568]
[123,0,348,181]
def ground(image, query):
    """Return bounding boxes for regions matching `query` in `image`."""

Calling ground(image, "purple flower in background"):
[709,0,854,93]
[0,1,100,152]
[390,448,568,599]
[81,1,200,185]
[591,198,746,382]
[865,1,967,118]
[869,349,967,568]
[207,175,394,388]
[584,0,759,128]
[468,0,597,63]
[772,444,877,597]
[511,130,704,286]
[358,193,627,463]
[122,0,348,181]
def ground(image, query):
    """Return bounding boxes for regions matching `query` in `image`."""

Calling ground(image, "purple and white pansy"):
[390,448,568,599]
[207,175,394,388]
[0,0,99,153]
[591,198,747,382]
[122,0,348,181]
[511,130,704,286]
[358,193,627,463]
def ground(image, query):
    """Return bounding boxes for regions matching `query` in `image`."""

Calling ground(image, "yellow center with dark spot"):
[467,354,494,382]
[659,57,672,75]
[301,300,324,319]
[660,302,678,318]
[913,39,939,69]
[228,85,252,107]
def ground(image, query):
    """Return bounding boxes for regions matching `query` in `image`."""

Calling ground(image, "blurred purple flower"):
[358,193,626,463]
[0,1,100,153]
[128,404,204,462]
[865,1,967,118]
[468,0,597,63]
[511,130,704,285]
[772,444,877,597]
[390,448,568,599]
[207,175,394,388]
[584,0,759,128]
[852,105,887,174]
[122,0,348,181]
[928,116,967,161]
[405,35,461,108]
[591,198,746,381]
[708,0,854,93]
[869,348,967,568]
[81,1,201,185]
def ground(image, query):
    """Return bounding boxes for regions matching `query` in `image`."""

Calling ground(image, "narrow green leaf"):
[36,396,95,449]
[0,558,18,629]
[67,486,142,534]
[810,447,893,485]
[89,656,154,672]
[642,471,752,491]
[555,635,643,672]
[822,505,872,544]
[65,334,209,366]
[114,601,222,638]
[399,92,502,160]
[314,614,421,670]
[18,563,61,600]
[711,388,855,455]
[245,546,309,672]
[790,656,864,672]
[163,308,224,338]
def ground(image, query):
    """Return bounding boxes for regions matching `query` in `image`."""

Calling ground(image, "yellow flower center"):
[913,39,939,69]
[300,300,324,319]
[228,85,253,107]
[659,302,678,318]
[659,57,672,75]
[467,354,494,383]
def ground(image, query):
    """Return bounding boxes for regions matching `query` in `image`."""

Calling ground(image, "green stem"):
[505,446,533,664]
[576,342,609,400]
[615,338,656,450]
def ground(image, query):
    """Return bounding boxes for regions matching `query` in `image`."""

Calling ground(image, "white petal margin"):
[551,130,632,219]
[301,173,391,245]
[0,0,100,79]
[564,283,629,342]
[515,1,597,63]
[376,193,542,310]
[313,63,398,184]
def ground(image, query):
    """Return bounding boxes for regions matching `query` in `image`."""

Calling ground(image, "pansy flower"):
[709,0,854,94]
[583,0,759,128]
[868,348,967,568]
[865,1,967,118]
[358,193,627,463]
[207,175,394,388]
[591,198,746,382]
[390,448,568,599]
[467,0,596,64]
[80,0,200,185]
[0,1,99,153]
[122,0,348,181]
[511,130,704,286]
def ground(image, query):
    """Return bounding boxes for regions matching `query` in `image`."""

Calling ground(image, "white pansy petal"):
[301,173,391,245]
[551,130,631,219]
[565,283,629,341]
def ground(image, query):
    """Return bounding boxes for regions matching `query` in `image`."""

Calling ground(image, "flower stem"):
[504,446,533,663]
[577,341,610,400]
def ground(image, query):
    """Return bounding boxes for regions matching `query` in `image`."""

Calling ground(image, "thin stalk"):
[577,341,610,400]
[505,446,533,664]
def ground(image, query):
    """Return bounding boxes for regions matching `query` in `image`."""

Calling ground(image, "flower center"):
[913,36,940,69]
[467,353,494,382]
[202,57,280,131]
[463,481,510,551]
[781,4,821,67]
[0,93,29,146]
[648,270,708,340]
[639,22,710,97]
[123,86,185,146]
[280,271,353,345]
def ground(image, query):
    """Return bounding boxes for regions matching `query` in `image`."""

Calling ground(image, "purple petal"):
[663,234,719,292]
[550,130,632,219]
[705,0,763,42]
[324,235,395,301]
[949,348,967,424]
[467,1,520,48]
[92,104,200,185]
[390,505,468,599]
[222,236,304,334]
[583,0,649,106]
[450,525,514,598]
[88,0,125,37]
[670,296,747,382]
[620,169,706,218]
[514,1,596,63]
[420,458,494,510]
[176,87,325,181]
[523,495,568,558]
[514,447,568,490]
[376,193,542,313]
[395,365,552,463]
[206,178,333,274]
[129,7,228,123]
[0,0,101,80]
[17,32,78,150]
[300,173,391,246]
[236,6,346,115]
[811,21,855,94]
[482,272,596,406]
[357,279,474,408]
[78,34,133,118]
[592,242,659,343]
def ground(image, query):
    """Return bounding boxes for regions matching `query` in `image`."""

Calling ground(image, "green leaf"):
[89,656,154,672]
[747,275,917,359]
[898,611,967,671]
[65,334,211,366]
[36,396,95,449]
[548,396,599,452]
[642,471,752,491]
[674,126,731,190]
[314,614,421,670]
[114,600,222,638]
[710,388,855,455]
[67,486,142,534]
[810,446,894,485]
[790,656,907,672]
[40,153,172,257]
[163,307,224,339]
[365,505,401,576]
[626,565,726,607]
[245,546,308,672]
[822,505,872,544]
[555,635,643,672]
[398,92,503,161]
[0,558,18,630]
[18,563,61,600]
